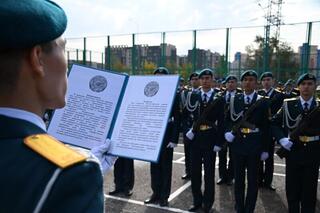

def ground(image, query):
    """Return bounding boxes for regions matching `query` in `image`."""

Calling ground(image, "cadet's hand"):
[213,145,221,152]
[225,132,235,143]
[186,128,194,140]
[260,152,269,161]
[279,138,293,151]
[91,139,117,175]
[167,142,177,149]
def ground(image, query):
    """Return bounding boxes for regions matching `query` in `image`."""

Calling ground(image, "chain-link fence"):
[66,21,320,83]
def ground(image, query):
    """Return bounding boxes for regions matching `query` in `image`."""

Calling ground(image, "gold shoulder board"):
[24,134,87,169]
[274,88,281,93]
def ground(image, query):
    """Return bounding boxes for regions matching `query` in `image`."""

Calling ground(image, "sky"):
[54,0,320,57]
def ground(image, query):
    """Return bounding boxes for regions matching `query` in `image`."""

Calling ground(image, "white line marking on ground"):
[174,151,185,155]
[176,156,185,163]
[104,194,190,213]
[168,181,191,202]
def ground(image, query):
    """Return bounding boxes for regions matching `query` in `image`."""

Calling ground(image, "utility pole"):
[258,0,283,77]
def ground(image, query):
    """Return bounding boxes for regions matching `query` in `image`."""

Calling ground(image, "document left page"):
[48,64,127,149]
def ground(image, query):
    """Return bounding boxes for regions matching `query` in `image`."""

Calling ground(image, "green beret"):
[199,68,213,78]
[240,70,258,81]
[297,73,316,85]
[260,72,273,81]
[153,67,169,75]
[189,72,199,81]
[0,0,67,50]
[224,75,238,83]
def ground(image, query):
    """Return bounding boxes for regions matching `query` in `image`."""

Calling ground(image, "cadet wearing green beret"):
[0,1,115,212]
[225,69,271,212]
[272,73,320,213]
[257,71,284,191]
[185,67,224,212]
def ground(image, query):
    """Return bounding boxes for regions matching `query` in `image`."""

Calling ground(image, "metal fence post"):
[192,30,197,73]
[161,32,166,67]
[83,37,86,65]
[106,35,111,70]
[263,25,270,75]
[132,34,136,75]
[225,28,230,75]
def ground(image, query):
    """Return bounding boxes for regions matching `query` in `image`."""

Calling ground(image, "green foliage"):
[245,35,299,81]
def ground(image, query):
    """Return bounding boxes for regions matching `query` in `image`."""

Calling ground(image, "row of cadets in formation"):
[181,69,319,213]
[107,67,319,213]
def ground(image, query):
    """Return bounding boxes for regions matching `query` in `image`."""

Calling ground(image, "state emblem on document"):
[89,75,108,93]
[144,81,159,97]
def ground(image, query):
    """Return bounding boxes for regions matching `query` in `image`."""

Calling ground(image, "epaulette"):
[236,88,243,93]
[214,88,221,92]
[274,88,281,93]
[24,134,87,169]
[284,97,298,102]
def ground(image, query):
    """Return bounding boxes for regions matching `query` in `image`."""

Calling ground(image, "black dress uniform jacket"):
[228,93,270,155]
[0,115,104,213]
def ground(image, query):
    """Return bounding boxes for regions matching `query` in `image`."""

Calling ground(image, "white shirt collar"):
[244,91,256,103]
[244,91,256,99]
[264,87,274,97]
[226,90,236,95]
[0,107,46,131]
[201,88,213,97]
[299,96,313,108]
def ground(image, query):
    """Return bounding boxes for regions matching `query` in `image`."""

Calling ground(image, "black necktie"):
[303,102,309,111]
[227,93,231,103]
[203,93,207,103]
[246,96,251,104]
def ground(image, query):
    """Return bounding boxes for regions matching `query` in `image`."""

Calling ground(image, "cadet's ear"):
[28,45,45,77]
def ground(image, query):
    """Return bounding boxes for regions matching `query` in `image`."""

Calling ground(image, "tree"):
[245,35,299,81]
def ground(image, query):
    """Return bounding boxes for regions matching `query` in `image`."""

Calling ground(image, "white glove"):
[167,142,177,148]
[186,128,194,140]
[279,138,293,151]
[213,145,221,152]
[260,152,269,161]
[225,132,235,143]
[91,139,117,175]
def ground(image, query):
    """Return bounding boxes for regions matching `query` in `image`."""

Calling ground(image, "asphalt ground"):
[103,138,320,213]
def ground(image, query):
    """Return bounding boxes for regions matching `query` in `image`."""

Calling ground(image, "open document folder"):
[48,64,179,163]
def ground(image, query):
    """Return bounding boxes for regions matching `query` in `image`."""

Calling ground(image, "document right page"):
[108,75,179,162]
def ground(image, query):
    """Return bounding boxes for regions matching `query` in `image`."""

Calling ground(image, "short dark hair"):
[0,41,54,93]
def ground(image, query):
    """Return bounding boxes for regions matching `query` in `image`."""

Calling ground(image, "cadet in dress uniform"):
[144,67,181,207]
[185,68,225,213]
[224,70,271,213]
[257,72,285,191]
[217,75,241,186]
[272,73,320,213]
[180,72,200,180]
[0,1,116,212]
